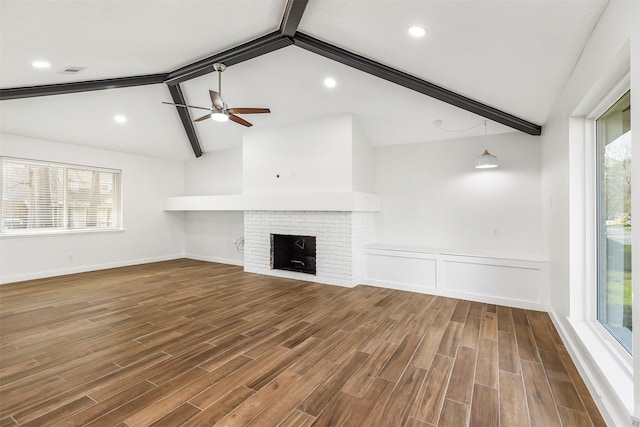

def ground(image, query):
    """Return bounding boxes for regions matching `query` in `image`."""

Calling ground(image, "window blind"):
[1,157,122,234]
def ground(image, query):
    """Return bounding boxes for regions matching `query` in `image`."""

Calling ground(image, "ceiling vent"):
[57,66,86,74]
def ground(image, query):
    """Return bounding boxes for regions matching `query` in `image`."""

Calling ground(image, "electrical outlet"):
[67,254,73,262]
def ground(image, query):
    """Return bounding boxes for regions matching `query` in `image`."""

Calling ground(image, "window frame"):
[594,89,632,354]
[586,75,632,364]
[564,72,634,417]
[0,156,123,237]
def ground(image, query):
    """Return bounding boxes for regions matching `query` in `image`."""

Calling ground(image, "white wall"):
[182,147,244,265]
[351,119,376,192]
[0,133,185,283]
[183,211,244,265]
[374,132,542,255]
[242,114,355,194]
[540,1,639,425]
[184,147,243,195]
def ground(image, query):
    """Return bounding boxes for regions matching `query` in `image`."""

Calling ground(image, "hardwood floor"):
[0,259,606,426]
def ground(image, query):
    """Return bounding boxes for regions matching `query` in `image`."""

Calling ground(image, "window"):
[0,157,122,234]
[595,90,632,353]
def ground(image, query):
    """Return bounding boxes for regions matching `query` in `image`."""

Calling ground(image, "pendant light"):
[476,121,498,169]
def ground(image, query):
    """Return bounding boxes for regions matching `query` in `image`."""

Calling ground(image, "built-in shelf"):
[363,244,548,263]
[164,191,381,212]
[363,244,549,310]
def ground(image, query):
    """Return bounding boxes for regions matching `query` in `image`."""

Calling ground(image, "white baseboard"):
[0,254,185,285]
[548,310,632,427]
[184,253,244,266]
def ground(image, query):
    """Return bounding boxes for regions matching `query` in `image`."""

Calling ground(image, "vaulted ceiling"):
[0,0,607,161]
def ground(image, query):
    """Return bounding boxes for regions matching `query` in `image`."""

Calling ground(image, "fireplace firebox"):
[270,234,316,275]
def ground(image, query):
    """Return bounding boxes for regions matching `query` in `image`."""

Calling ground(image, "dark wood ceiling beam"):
[280,0,309,37]
[0,74,167,101]
[168,84,203,157]
[293,32,542,136]
[162,1,307,156]
[164,32,292,86]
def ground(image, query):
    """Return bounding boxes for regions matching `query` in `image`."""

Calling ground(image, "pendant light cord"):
[435,119,492,152]
[433,120,485,133]
[435,119,498,168]
[483,120,488,150]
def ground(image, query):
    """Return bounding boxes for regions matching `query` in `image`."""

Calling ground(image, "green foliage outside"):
[606,233,632,330]
[624,270,632,330]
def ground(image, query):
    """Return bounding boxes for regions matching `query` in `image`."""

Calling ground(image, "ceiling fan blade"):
[162,101,211,111]
[228,114,253,127]
[194,113,212,122]
[209,91,224,110]
[228,108,271,115]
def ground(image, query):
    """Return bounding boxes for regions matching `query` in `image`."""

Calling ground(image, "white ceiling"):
[0,0,607,161]
[0,0,283,87]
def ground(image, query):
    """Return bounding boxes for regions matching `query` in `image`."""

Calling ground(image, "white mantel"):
[164,191,381,212]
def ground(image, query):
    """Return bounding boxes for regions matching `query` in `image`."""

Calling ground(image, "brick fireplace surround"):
[243,210,375,287]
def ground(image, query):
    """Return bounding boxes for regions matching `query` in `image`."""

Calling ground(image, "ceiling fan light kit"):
[163,62,270,128]
[210,112,229,122]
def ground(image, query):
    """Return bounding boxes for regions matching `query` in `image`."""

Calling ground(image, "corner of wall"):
[350,116,376,193]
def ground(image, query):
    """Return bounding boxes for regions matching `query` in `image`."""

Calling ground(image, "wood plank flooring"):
[0,259,606,426]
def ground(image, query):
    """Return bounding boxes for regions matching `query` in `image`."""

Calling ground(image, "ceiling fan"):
[163,63,270,127]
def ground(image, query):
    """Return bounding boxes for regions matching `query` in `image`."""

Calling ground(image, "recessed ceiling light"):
[113,115,127,123]
[324,77,336,88]
[408,26,426,38]
[32,60,51,69]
